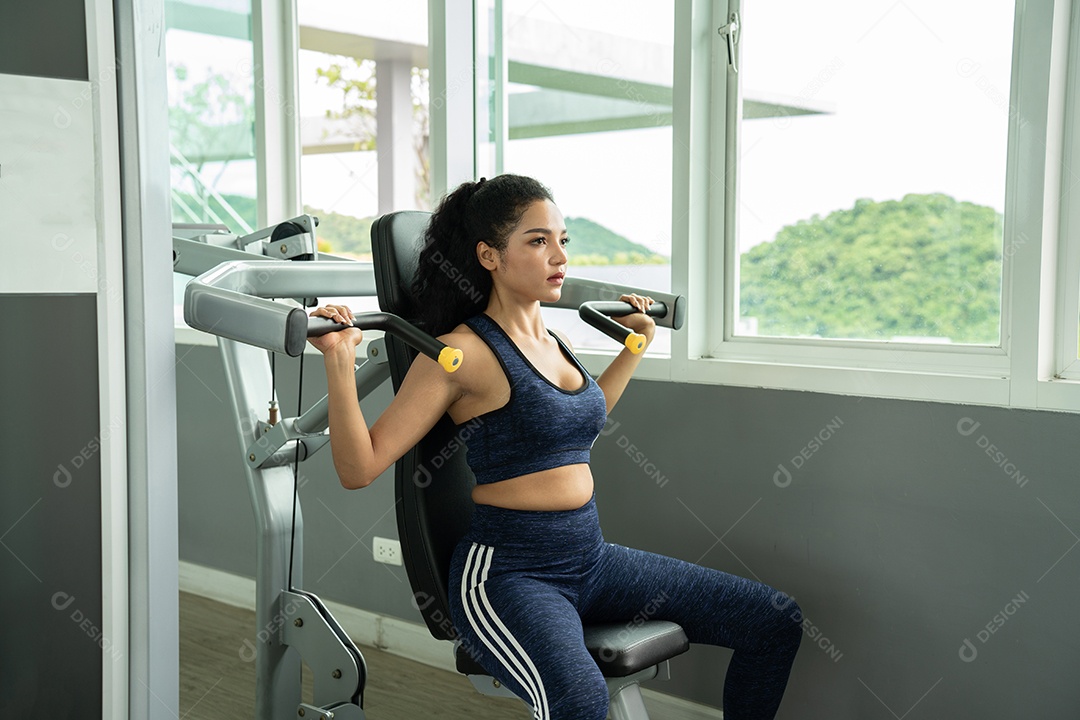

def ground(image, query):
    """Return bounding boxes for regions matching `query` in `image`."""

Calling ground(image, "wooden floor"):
[179,591,526,719]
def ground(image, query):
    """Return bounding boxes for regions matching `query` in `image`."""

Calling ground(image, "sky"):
[168,0,1015,257]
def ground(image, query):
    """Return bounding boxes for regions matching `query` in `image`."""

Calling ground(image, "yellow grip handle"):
[624,333,646,354]
[438,346,464,372]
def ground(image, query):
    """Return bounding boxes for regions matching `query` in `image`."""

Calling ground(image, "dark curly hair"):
[411,174,554,336]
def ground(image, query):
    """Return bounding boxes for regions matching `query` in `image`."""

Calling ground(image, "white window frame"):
[1036,0,1080,411]
[177,0,1080,414]
[253,0,301,226]
[1051,0,1080,382]
[464,0,680,373]
[647,0,1080,412]
[87,0,128,715]
[702,0,1022,402]
[431,0,477,198]
[173,0,302,339]
[446,0,1080,411]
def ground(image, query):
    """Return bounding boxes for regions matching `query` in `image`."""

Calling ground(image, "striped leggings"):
[447,496,802,720]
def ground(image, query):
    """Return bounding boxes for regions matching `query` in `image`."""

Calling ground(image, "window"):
[297,0,431,315]
[730,0,1015,347]
[1055,1,1080,383]
[175,0,433,327]
[167,0,259,325]
[166,0,258,233]
[172,0,1080,411]
[477,0,675,354]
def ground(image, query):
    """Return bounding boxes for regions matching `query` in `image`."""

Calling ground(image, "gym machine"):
[174,213,686,719]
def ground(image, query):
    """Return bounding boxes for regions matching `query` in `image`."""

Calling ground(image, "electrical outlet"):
[373,536,402,566]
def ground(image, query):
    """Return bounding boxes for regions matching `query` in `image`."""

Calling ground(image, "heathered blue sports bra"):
[454,312,608,485]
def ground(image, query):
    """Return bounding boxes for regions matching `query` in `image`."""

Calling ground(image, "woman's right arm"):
[311,304,464,489]
[322,342,377,488]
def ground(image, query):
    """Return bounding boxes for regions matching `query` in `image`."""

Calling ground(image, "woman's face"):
[484,198,569,302]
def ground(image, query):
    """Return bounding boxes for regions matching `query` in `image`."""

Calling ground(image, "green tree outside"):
[168,63,257,230]
[739,193,1003,344]
[314,57,431,209]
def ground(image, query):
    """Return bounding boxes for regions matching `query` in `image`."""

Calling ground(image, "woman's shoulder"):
[403,322,485,379]
[438,320,494,375]
[435,320,505,403]
[438,318,482,348]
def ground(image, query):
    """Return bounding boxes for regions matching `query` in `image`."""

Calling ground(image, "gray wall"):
[0,0,104,717]
[0,0,88,81]
[1,296,102,717]
[177,343,1080,718]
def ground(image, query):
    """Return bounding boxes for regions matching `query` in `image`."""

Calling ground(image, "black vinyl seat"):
[370,210,689,714]
[454,621,690,679]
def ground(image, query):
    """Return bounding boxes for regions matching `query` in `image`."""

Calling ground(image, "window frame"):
[659,0,1080,411]
[468,0,680,358]
[174,0,1080,414]
[442,0,1080,410]
[707,0,1022,394]
[253,0,301,227]
[1037,0,1080,412]
[1054,0,1080,382]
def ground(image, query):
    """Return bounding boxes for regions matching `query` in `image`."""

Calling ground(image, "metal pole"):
[220,337,303,719]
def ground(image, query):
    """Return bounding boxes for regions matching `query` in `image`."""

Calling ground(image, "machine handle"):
[579,301,671,355]
[306,311,463,372]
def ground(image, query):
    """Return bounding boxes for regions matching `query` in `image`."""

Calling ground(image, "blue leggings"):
[448,496,802,720]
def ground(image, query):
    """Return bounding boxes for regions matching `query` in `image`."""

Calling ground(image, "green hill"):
[170,191,1006,345]
[739,193,1003,344]
[563,217,668,266]
[303,205,374,258]
[172,194,668,265]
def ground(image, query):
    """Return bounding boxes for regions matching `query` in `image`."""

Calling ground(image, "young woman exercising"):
[307,174,802,720]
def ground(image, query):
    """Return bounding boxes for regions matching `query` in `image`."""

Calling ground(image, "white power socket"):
[373,536,403,566]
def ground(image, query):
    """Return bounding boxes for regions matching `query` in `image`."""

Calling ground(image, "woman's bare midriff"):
[470,463,595,511]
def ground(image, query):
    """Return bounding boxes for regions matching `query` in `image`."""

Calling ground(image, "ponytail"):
[411,174,553,336]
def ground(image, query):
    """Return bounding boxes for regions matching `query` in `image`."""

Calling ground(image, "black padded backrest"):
[370,211,476,641]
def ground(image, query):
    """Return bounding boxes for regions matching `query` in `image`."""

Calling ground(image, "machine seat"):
[455,620,689,679]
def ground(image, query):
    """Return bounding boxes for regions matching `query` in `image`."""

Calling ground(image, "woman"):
[307,174,801,720]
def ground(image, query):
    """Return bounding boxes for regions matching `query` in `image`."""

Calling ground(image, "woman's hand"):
[613,293,656,342]
[307,304,364,355]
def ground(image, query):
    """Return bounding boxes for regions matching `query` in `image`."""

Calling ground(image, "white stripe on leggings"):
[460,545,539,714]
[460,543,550,719]
[474,546,550,719]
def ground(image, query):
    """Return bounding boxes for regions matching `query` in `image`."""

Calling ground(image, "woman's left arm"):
[594,293,656,414]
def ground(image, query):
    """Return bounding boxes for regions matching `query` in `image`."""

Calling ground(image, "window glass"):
[298,0,430,315]
[168,0,258,324]
[735,1,1014,345]
[481,0,675,354]
[166,0,257,232]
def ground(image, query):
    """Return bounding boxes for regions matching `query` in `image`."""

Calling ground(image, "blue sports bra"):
[454,312,608,485]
